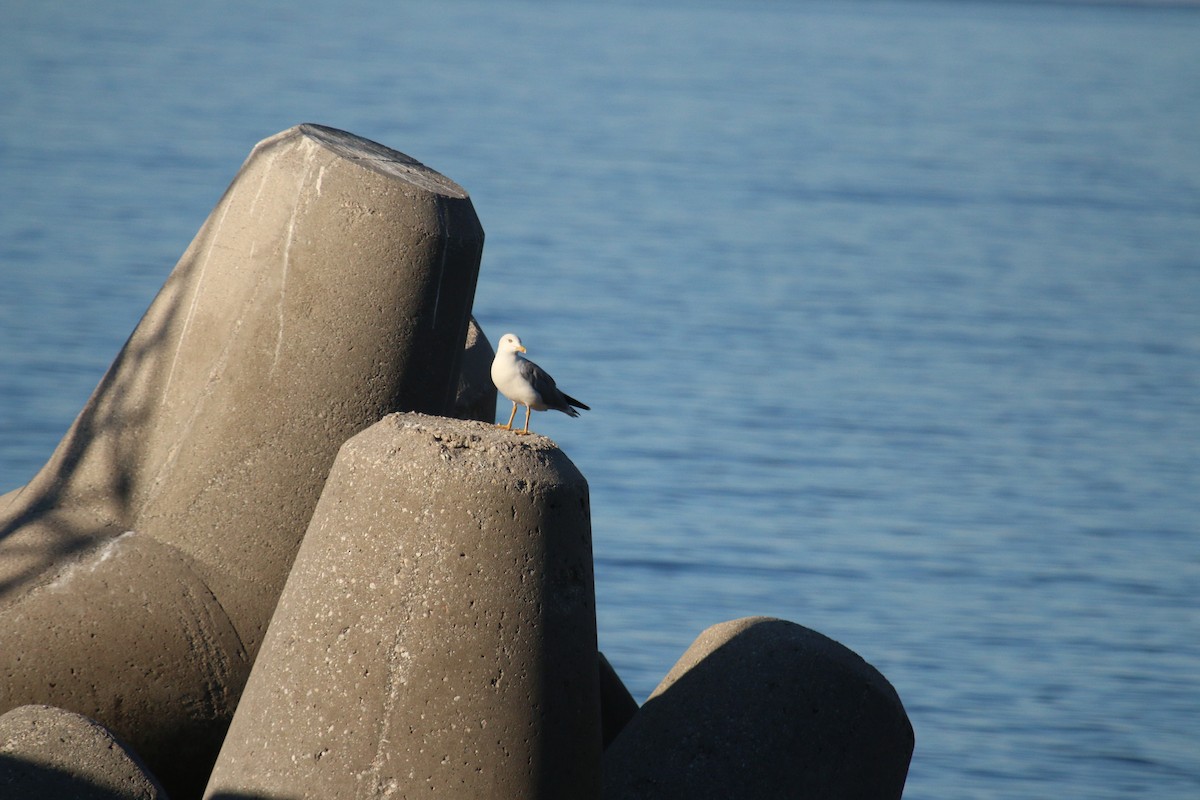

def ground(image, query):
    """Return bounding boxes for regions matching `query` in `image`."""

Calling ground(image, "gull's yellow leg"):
[517,405,533,435]
[499,402,518,430]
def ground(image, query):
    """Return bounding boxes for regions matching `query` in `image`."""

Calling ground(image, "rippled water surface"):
[3,1,1199,796]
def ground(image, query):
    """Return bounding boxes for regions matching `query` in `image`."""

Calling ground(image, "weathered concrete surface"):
[0,704,168,799]
[603,617,914,800]
[0,124,484,798]
[0,531,245,796]
[204,413,600,800]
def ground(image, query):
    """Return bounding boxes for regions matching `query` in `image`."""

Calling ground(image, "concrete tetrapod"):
[598,652,639,749]
[0,124,484,798]
[603,617,914,800]
[454,316,498,422]
[0,704,168,799]
[204,413,601,800]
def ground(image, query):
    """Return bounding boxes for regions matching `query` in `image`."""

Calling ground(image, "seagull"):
[491,332,589,435]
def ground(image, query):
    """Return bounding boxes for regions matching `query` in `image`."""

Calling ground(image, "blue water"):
[3,1,1199,796]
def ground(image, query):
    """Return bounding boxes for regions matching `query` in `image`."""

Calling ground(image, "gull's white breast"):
[491,353,544,408]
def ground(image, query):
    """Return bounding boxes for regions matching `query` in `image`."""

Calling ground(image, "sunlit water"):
[3,1,1199,797]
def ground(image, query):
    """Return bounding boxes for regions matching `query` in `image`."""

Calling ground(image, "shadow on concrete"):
[0,201,205,599]
[0,753,163,800]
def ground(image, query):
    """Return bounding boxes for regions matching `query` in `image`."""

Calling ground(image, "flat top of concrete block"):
[276,123,471,198]
[384,411,562,448]
[328,413,589,505]
[359,412,585,479]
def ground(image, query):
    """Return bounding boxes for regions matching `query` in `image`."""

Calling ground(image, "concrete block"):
[0,532,246,798]
[1,124,484,798]
[0,704,167,799]
[599,652,638,749]
[453,316,497,422]
[603,617,914,800]
[204,413,600,800]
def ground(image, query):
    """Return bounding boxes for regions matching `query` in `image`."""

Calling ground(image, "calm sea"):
[2,1,1198,797]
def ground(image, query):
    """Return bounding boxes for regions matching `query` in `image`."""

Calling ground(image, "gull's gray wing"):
[518,358,589,415]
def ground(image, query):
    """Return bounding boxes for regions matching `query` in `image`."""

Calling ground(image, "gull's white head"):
[498,333,527,354]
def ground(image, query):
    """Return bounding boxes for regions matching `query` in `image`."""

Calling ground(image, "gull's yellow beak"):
[517,345,527,353]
